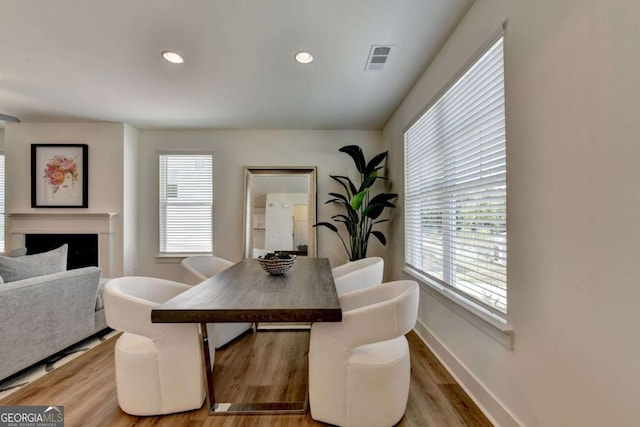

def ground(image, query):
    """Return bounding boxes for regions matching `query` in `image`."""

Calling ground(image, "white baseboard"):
[413,320,522,427]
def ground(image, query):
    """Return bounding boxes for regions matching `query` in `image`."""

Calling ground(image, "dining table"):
[151,257,342,415]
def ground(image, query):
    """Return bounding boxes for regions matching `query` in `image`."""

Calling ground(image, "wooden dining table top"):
[151,257,342,324]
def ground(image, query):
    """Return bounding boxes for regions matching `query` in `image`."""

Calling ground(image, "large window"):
[404,36,507,316]
[159,153,213,254]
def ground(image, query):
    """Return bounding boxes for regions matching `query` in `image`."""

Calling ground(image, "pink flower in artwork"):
[43,155,79,194]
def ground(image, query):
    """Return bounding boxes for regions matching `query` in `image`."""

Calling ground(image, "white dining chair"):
[103,276,205,416]
[181,255,234,284]
[331,256,384,297]
[308,280,419,427]
[181,255,252,348]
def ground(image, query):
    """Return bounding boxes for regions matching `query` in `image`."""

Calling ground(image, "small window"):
[404,36,507,316]
[159,154,213,254]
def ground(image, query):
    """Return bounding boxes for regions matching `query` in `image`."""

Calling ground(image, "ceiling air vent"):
[365,45,393,71]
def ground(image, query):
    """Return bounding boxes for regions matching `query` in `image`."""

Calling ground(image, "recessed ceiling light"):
[162,50,185,64]
[294,51,313,64]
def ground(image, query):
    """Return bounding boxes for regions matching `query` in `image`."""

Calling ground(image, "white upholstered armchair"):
[331,256,384,297]
[181,255,234,285]
[103,276,205,416]
[309,280,419,427]
[180,255,252,348]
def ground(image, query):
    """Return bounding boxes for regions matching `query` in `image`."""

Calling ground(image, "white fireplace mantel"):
[8,212,119,277]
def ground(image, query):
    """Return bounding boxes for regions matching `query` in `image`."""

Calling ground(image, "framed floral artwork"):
[31,144,88,208]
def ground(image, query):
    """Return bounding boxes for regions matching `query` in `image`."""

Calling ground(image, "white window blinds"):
[159,154,213,253]
[404,36,507,315]
[0,154,4,252]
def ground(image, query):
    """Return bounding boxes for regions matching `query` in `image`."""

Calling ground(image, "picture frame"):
[31,144,89,208]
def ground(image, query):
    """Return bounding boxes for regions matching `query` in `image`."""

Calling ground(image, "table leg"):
[198,322,216,413]
[198,325,308,415]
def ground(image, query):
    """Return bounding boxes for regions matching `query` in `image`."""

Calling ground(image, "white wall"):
[138,129,383,281]
[3,122,136,276]
[383,0,640,426]
[122,124,139,275]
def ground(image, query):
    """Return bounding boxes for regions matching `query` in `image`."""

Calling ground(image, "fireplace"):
[8,212,118,277]
[25,234,98,270]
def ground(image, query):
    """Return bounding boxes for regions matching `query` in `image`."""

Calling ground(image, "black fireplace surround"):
[25,234,98,270]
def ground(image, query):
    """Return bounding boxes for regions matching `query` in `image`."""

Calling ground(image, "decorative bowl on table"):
[257,253,296,275]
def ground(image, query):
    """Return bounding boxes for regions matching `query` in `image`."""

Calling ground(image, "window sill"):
[402,266,514,350]
[155,253,212,264]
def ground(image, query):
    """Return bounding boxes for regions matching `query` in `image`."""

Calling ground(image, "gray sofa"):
[0,266,108,380]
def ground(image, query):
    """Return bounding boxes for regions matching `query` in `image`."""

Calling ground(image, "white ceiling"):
[0,0,473,130]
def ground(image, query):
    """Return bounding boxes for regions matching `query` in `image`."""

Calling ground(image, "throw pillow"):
[0,249,27,283]
[1,247,28,257]
[0,244,68,283]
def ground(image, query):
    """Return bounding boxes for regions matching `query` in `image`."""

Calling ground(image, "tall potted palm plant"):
[314,145,397,261]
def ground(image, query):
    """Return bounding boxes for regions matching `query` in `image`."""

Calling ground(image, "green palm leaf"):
[313,222,338,232]
[314,145,399,260]
[365,151,388,176]
[350,190,369,210]
[330,175,357,197]
[339,145,366,173]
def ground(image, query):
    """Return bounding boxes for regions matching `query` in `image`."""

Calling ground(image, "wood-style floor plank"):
[0,329,492,427]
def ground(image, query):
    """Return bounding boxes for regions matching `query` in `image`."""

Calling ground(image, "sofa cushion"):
[0,244,68,283]
[95,278,111,311]
[0,266,105,380]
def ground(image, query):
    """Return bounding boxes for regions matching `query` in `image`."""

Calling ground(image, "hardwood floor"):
[0,330,492,427]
